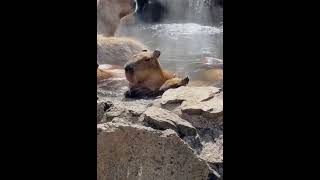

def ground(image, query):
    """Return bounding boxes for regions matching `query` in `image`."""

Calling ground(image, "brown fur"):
[124,50,188,98]
[97,64,125,83]
[97,0,136,36]
[97,35,148,66]
[188,69,223,86]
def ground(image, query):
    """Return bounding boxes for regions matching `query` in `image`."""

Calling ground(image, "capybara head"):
[124,50,163,85]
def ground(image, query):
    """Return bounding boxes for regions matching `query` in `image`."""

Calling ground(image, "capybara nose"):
[124,63,134,73]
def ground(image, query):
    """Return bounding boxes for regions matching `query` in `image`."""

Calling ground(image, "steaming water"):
[117,23,223,75]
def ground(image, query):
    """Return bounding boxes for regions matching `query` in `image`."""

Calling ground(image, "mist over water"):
[117,0,223,77]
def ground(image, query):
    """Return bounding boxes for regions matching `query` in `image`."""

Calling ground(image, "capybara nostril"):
[124,63,134,73]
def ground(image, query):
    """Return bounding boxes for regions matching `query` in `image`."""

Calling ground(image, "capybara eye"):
[145,58,151,61]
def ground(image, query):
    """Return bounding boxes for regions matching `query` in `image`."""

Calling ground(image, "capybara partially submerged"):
[97,35,148,66]
[124,50,189,98]
[97,63,124,83]
[184,57,223,87]
[97,0,137,36]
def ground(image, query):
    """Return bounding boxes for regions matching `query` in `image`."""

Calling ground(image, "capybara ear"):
[153,50,161,58]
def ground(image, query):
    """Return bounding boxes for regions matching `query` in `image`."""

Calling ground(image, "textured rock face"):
[161,86,220,105]
[97,97,154,124]
[97,122,212,180]
[143,106,197,137]
[97,84,223,179]
[97,101,113,123]
[200,135,223,177]
[181,94,222,117]
[160,86,223,129]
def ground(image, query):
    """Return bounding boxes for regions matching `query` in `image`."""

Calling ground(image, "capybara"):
[124,50,189,98]
[97,63,125,83]
[97,0,137,36]
[97,35,148,66]
[185,57,223,87]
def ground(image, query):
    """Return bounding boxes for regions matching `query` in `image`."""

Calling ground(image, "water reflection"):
[117,23,223,76]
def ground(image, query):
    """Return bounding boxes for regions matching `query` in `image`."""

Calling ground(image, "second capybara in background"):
[97,63,125,83]
[97,0,137,36]
[97,35,148,66]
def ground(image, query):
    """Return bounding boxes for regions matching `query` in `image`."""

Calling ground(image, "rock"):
[97,96,153,124]
[181,98,222,118]
[97,101,113,123]
[182,135,203,153]
[97,122,218,180]
[200,135,223,164]
[105,104,125,122]
[181,92,223,128]
[200,135,223,178]
[160,86,223,129]
[161,86,221,105]
[143,106,197,137]
[111,117,132,125]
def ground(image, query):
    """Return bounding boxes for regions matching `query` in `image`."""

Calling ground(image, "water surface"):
[117,23,223,76]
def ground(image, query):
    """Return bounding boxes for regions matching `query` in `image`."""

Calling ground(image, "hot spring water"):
[117,0,223,81]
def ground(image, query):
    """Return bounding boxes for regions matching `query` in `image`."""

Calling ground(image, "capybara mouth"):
[125,71,134,83]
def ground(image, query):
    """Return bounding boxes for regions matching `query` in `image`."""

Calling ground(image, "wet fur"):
[124,50,188,98]
[97,0,136,36]
[97,35,148,66]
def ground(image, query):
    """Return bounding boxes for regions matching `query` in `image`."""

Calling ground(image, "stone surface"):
[143,106,197,136]
[160,86,223,129]
[180,94,223,128]
[97,97,153,124]
[97,101,113,123]
[97,84,223,179]
[161,86,221,105]
[200,135,223,178]
[200,135,223,164]
[97,122,218,180]
[181,97,222,118]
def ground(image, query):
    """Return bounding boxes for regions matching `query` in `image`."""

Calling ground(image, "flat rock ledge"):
[143,106,197,137]
[160,86,223,129]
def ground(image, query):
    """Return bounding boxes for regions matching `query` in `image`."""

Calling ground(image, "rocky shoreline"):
[97,82,223,180]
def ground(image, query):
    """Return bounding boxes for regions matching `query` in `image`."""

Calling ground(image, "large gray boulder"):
[97,122,219,180]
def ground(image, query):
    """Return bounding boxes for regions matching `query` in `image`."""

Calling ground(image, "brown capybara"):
[97,35,148,66]
[97,63,124,83]
[185,57,223,87]
[97,0,137,36]
[124,50,189,98]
